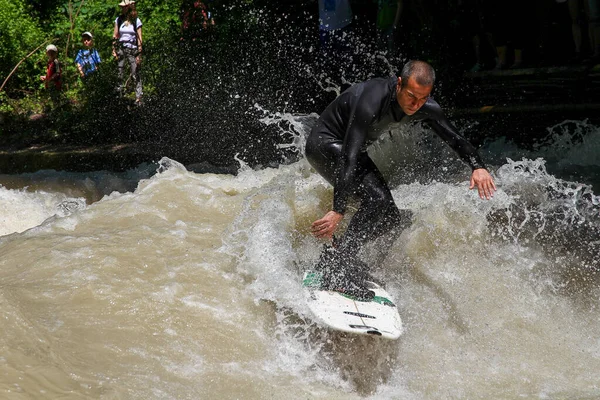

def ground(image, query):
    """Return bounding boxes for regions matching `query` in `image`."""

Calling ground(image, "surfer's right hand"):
[311,211,343,239]
[469,168,496,200]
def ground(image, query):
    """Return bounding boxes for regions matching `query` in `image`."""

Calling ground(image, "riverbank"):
[0,142,241,175]
[1,63,598,174]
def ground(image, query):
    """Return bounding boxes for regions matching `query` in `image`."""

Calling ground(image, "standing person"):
[568,0,587,63]
[40,44,62,108]
[567,0,600,64]
[589,0,600,63]
[180,0,215,42]
[318,0,353,47]
[113,0,143,104]
[376,0,402,54]
[460,0,497,71]
[318,0,353,82]
[75,32,102,78]
[305,60,496,299]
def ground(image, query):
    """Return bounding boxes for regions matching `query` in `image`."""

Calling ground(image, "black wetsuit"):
[306,75,486,275]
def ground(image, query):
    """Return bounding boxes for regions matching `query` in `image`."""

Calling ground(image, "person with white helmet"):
[40,44,62,108]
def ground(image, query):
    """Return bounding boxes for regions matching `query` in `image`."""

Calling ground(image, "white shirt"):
[318,0,352,31]
[115,17,142,48]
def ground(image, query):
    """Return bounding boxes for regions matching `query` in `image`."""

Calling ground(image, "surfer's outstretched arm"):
[418,99,496,200]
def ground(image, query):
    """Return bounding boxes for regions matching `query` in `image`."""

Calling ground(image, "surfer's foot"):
[316,244,368,276]
[320,276,375,300]
[319,262,375,300]
[338,281,375,300]
[315,244,375,299]
[315,244,337,273]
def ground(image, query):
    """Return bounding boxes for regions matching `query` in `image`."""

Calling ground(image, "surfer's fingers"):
[311,227,324,238]
[315,231,332,239]
[485,178,496,198]
[481,183,495,199]
[311,224,324,234]
[477,185,485,199]
[486,183,495,198]
[311,221,331,235]
[311,218,327,229]
[311,224,325,233]
[313,225,332,238]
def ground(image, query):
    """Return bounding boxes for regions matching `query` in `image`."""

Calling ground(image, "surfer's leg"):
[314,244,375,299]
[316,168,399,299]
[367,204,412,269]
[306,136,376,298]
[335,155,403,260]
[305,134,404,298]
[319,155,407,294]
[306,135,401,251]
[305,132,340,186]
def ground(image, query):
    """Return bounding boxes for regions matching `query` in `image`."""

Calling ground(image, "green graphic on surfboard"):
[302,271,403,339]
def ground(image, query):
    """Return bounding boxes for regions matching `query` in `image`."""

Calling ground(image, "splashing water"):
[1,85,600,398]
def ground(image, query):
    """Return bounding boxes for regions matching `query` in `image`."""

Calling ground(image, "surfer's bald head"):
[400,60,436,87]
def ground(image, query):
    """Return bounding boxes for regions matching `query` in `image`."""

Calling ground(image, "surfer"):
[306,60,496,299]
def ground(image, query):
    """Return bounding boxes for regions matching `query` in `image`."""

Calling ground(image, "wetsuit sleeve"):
[333,88,378,214]
[422,100,487,171]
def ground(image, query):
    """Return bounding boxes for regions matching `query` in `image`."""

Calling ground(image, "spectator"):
[533,0,553,67]
[456,0,498,71]
[180,0,215,41]
[318,0,353,56]
[40,44,62,108]
[318,0,353,83]
[590,0,600,63]
[568,0,586,62]
[376,0,402,54]
[113,0,143,104]
[490,1,534,69]
[565,0,600,64]
[75,32,101,78]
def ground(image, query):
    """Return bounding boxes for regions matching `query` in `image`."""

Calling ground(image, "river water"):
[1,115,599,399]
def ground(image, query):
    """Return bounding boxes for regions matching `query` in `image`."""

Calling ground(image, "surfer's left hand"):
[470,168,496,200]
[311,211,343,239]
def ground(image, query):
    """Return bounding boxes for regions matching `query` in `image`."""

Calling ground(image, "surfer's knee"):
[305,136,342,186]
[304,133,320,167]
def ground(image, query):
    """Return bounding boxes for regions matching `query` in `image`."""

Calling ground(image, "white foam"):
[0,185,85,236]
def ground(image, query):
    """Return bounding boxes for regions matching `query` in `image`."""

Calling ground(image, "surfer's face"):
[397,76,432,115]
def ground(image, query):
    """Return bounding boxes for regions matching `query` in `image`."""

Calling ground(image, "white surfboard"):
[302,271,403,340]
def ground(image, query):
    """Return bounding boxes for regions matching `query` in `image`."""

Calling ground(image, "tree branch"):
[0,39,55,93]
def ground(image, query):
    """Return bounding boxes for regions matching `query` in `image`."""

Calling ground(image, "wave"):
[1,115,599,398]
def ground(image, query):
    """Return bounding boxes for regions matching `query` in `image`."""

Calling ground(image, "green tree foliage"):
[1,0,328,169]
[1,0,183,100]
[49,1,116,60]
[0,0,46,95]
